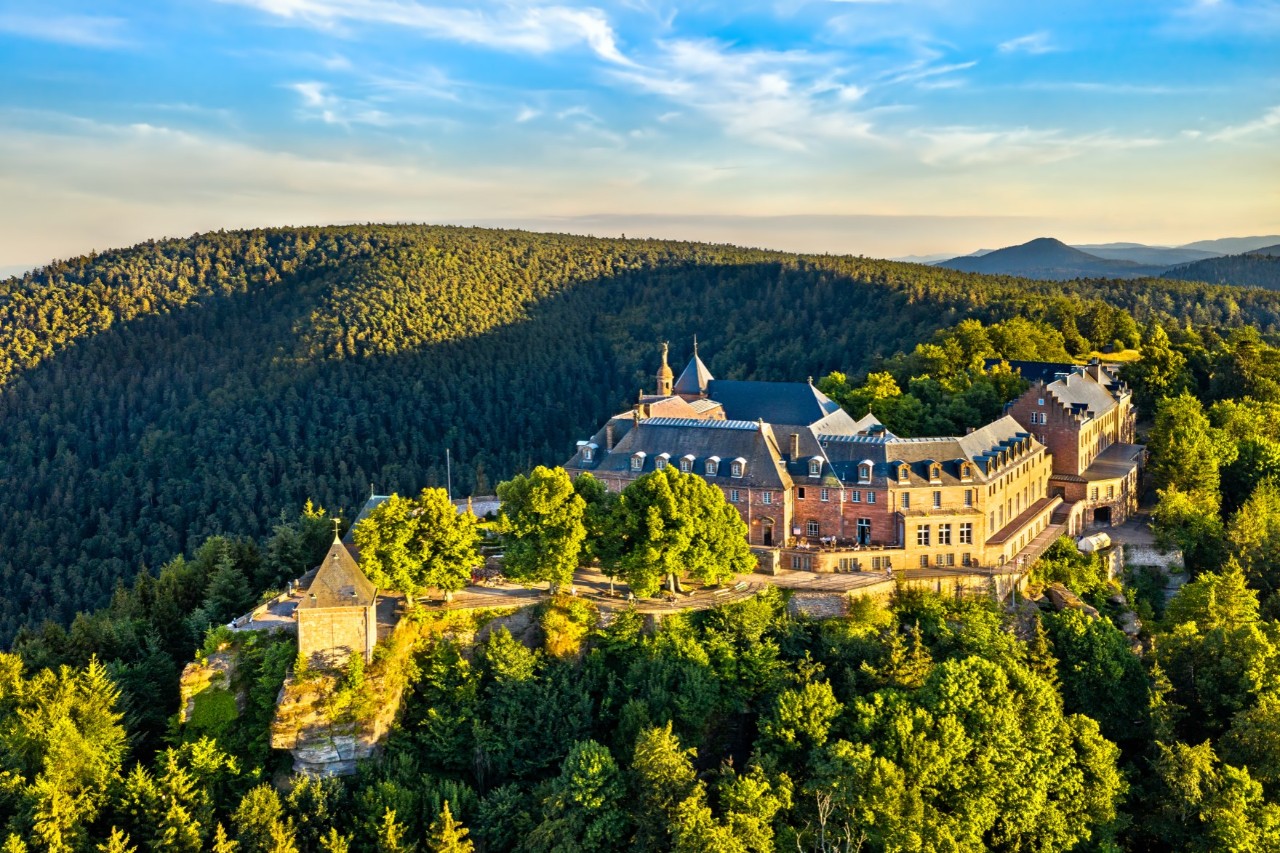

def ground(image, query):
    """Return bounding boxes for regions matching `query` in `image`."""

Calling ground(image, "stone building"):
[296,533,379,669]
[1004,360,1143,532]
[565,344,1063,573]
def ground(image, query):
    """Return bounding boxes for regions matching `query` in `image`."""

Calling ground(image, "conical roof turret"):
[674,336,714,397]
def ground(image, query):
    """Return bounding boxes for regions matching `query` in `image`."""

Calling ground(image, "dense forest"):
[1163,248,1280,291]
[6,226,1280,643]
[9,227,1280,849]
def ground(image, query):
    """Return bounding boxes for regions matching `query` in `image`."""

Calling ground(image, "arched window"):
[897,464,910,483]
[655,452,670,470]
[858,462,873,483]
[631,452,645,471]
[582,447,593,462]
[706,456,720,476]
[928,463,941,482]
[732,459,745,478]
[809,458,822,476]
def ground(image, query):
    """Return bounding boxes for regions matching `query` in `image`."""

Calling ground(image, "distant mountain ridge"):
[936,237,1167,281]
[1163,245,1280,291]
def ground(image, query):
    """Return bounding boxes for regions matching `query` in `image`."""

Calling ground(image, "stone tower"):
[656,342,674,397]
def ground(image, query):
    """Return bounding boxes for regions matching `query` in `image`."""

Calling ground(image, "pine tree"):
[424,801,473,853]
[96,830,135,853]
[1026,613,1060,689]
[318,829,351,853]
[212,824,240,853]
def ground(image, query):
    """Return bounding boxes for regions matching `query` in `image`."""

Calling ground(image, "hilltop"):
[1163,245,1280,290]
[4,224,1280,642]
[936,237,1166,280]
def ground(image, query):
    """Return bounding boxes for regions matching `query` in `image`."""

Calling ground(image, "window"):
[838,557,860,572]
[582,446,593,462]
[856,518,871,544]
[1107,484,1115,498]
[944,553,955,567]
[849,490,861,503]
[962,552,972,567]
[920,555,930,568]
[821,488,830,502]
[933,491,942,509]
[807,520,820,536]
[917,525,931,546]
[901,493,910,510]
[1037,397,1045,406]
[938,523,952,545]
[762,491,773,505]
[790,554,812,571]
[679,458,692,473]
[655,456,667,470]
[867,491,876,504]
[872,556,891,571]
[1090,486,1099,501]
[631,454,644,471]
[732,461,744,478]
[730,489,740,503]
[706,459,719,476]
[960,463,972,480]
[929,463,941,482]
[797,487,806,500]
[898,464,910,483]
[960,522,973,544]
[936,554,945,567]
[964,489,973,508]
[858,462,872,483]
[809,459,822,476]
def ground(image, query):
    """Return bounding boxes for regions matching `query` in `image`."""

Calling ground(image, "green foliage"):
[496,466,586,592]
[354,489,480,597]
[1148,393,1229,510]
[187,688,238,735]
[424,801,473,853]
[610,466,755,598]
[1031,536,1112,597]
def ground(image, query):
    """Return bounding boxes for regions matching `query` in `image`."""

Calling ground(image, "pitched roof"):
[674,352,715,396]
[1045,371,1118,419]
[301,536,377,608]
[707,380,841,426]
[986,359,1079,385]
[595,417,791,489]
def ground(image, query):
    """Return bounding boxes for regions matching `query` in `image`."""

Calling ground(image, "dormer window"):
[928,463,941,483]
[809,458,822,477]
[732,458,746,478]
[680,454,695,473]
[960,463,972,481]
[706,456,720,476]
[858,461,873,483]
[897,464,910,483]
[631,452,646,472]
[655,452,670,470]
[583,447,593,462]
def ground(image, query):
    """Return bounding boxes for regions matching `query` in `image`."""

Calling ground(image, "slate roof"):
[301,536,377,609]
[346,495,390,544]
[1045,371,1118,419]
[674,352,715,397]
[987,359,1079,385]
[818,415,1038,487]
[594,417,792,489]
[707,380,842,425]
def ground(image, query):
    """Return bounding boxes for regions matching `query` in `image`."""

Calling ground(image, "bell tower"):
[655,342,674,396]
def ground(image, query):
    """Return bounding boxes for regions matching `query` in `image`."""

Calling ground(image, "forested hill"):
[4,224,1280,643]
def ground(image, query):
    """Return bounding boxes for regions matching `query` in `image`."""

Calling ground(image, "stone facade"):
[296,535,379,669]
[1005,360,1143,532]
[567,345,1070,574]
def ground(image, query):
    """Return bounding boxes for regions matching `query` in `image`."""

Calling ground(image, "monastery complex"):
[565,343,1144,576]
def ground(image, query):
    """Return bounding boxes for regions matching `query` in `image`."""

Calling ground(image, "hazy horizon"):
[1,0,1277,271]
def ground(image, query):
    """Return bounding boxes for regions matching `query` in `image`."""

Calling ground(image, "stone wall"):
[297,603,375,669]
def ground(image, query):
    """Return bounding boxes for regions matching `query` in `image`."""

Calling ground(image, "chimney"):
[606,422,615,451]
[790,432,800,459]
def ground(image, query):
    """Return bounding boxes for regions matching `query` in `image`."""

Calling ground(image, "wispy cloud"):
[913,126,1161,166]
[0,13,131,48]
[998,31,1057,55]
[611,39,874,151]
[1167,0,1280,35]
[1209,104,1280,141]
[217,0,634,64]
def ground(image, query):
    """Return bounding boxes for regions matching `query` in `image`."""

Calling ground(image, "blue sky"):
[1,0,1278,272]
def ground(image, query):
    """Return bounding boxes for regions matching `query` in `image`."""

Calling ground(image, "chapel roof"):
[301,535,377,609]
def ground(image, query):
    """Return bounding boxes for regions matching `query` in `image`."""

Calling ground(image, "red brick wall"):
[1008,385,1085,476]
